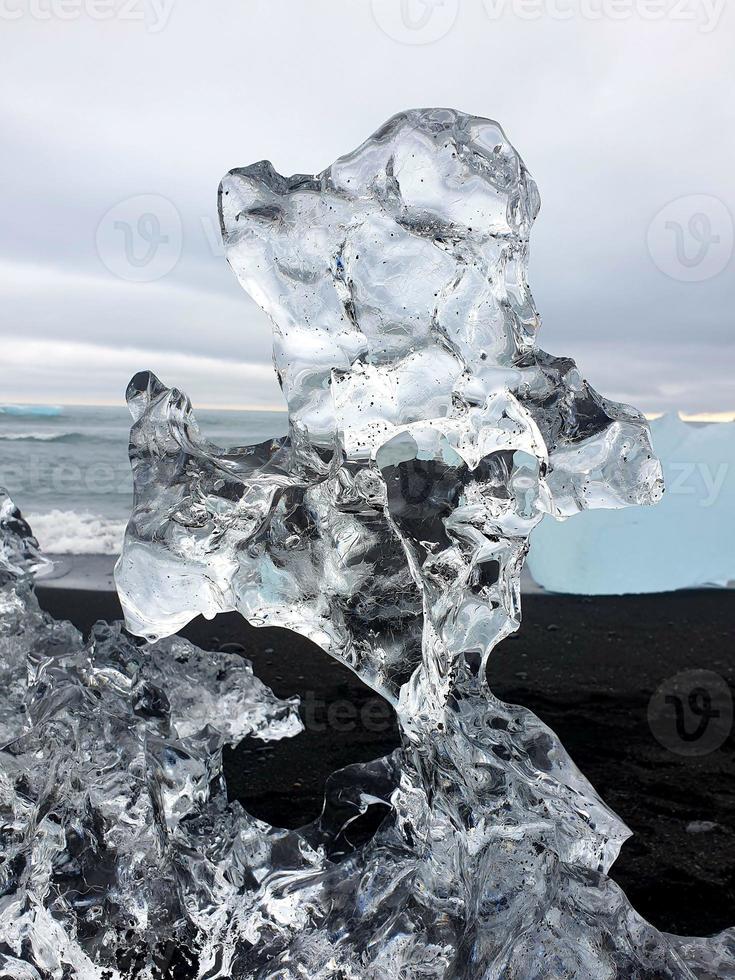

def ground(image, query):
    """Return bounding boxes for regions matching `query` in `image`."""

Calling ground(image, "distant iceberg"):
[528,414,735,593]
[0,404,63,416]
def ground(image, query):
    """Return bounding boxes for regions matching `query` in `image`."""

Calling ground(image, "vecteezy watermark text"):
[371,0,726,43]
[0,0,176,33]
[668,461,730,507]
[300,691,396,735]
[0,454,131,499]
[483,0,725,33]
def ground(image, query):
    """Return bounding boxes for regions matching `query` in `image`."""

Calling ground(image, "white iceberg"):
[528,414,735,594]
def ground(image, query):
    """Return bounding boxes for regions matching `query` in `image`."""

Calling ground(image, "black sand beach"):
[37,585,734,939]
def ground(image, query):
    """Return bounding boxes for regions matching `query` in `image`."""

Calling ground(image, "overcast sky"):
[1,0,733,415]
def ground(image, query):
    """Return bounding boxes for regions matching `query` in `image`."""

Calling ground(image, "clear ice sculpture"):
[2,109,733,978]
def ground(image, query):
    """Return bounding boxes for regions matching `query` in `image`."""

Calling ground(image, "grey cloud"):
[0,1,733,410]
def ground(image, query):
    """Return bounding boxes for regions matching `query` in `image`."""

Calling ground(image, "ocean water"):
[0,404,288,555]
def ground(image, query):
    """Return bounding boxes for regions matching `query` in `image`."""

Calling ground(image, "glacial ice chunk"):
[100,108,735,975]
[528,413,735,593]
[0,491,302,978]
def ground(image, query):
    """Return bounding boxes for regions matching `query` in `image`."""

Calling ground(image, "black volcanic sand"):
[37,586,734,939]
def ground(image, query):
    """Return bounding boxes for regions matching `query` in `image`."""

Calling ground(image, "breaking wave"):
[26,510,126,554]
[0,431,84,442]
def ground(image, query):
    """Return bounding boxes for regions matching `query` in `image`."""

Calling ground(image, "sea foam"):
[26,509,126,554]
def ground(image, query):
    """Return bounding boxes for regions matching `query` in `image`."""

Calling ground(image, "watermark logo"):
[648,669,733,756]
[371,0,459,44]
[647,195,733,282]
[96,194,182,282]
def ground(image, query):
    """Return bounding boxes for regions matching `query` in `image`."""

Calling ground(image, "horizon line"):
[1,401,733,422]
[645,411,735,423]
[0,398,288,413]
